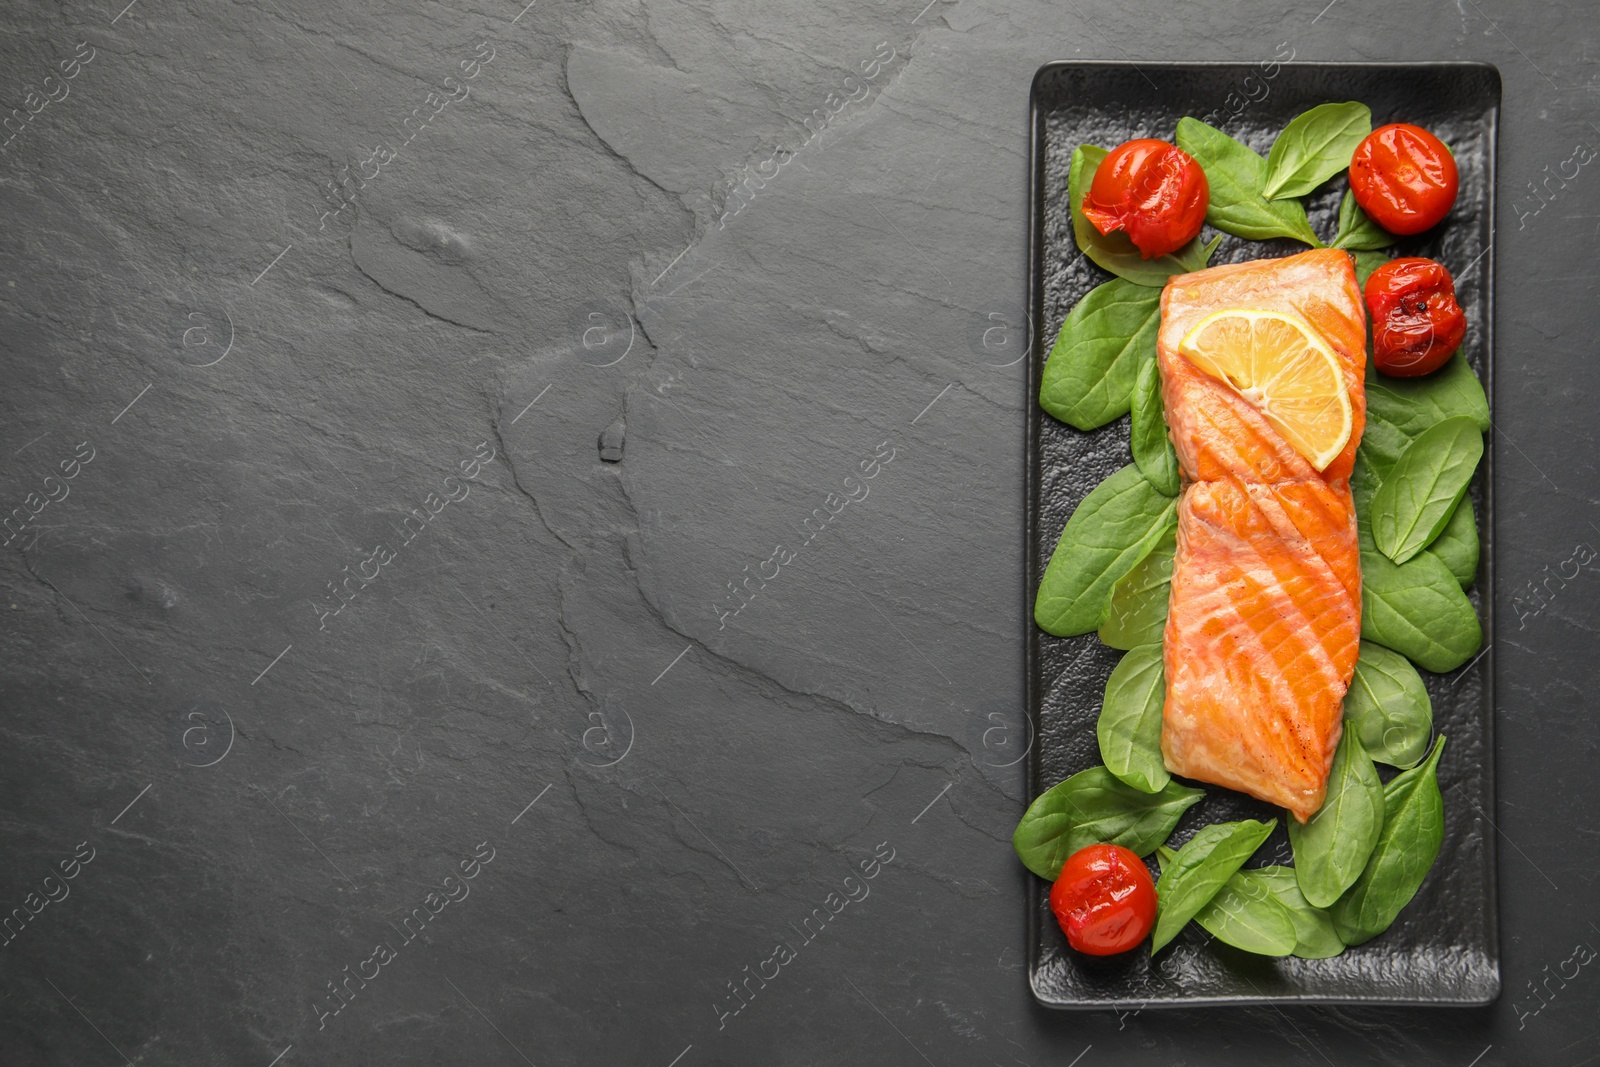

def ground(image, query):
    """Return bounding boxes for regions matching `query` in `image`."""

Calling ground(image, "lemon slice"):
[1177,308,1353,471]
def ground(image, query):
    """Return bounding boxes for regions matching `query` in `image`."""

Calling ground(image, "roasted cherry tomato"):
[1082,139,1209,260]
[1048,843,1158,956]
[1349,123,1459,235]
[1365,257,1467,377]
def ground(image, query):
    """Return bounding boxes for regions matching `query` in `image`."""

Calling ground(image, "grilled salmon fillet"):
[1157,249,1367,822]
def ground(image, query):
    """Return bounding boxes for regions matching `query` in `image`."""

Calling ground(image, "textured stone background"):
[1,0,1597,1064]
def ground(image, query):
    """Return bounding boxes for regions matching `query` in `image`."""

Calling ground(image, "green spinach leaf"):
[1151,818,1277,953]
[1254,866,1346,959]
[1427,495,1479,589]
[1174,118,1321,246]
[1130,356,1181,495]
[1193,867,1298,956]
[1262,102,1372,200]
[1350,450,1383,516]
[1360,521,1482,673]
[1352,250,1390,290]
[1012,767,1204,880]
[1344,641,1433,769]
[1371,416,1484,565]
[1099,526,1176,650]
[1357,413,1414,481]
[1331,190,1393,251]
[1097,644,1170,794]
[1040,279,1161,430]
[1035,464,1178,637]
[1070,146,1221,287]
[1364,355,1490,437]
[1331,736,1447,946]
[1288,730,1385,906]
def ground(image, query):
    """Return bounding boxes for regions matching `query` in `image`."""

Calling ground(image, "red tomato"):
[1082,139,1209,260]
[1048,843,1158,956]
[1349,124,1459,235]
[1365,257,1467,377]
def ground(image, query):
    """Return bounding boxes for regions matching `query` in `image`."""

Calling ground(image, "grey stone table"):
[1,0,1596,1063]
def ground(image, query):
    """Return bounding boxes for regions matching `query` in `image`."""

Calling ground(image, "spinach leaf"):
[1099,526,1176,650]
[1012,767,1204,880]
[1156,844,1178,870]
[1262,102,1372,200]
[1193,867,1298,957]
[1331,736,1447,946]
[1130,356,1181,495]
[1097,644,1170,794]
[1371,416,1484,565]
[1040,279,1160,430]
[1357,414,1414,482]
[1360,521,1482,673]
[1288,730,1385,906]
[1331,190,1393,251]
[1365,355,1490,437]
[1254,866,1346,959]
[1174,118,1320,246]
[1344,641,1433,769]
[1352,250,1390,290]
[1350,450,1383,516]
[1427,494,1479,589]
[1151,818,1277,953]
[1360,356,1489,571]
[1035,464,1178,637]
[1363,355,1484,479]
[1070,146,1221,287]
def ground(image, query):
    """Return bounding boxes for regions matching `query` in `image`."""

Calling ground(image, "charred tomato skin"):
[1349,123,1459,235]
[1365,257,1468,377]
[1048,843,1159,956]
[1082,139,1209,260]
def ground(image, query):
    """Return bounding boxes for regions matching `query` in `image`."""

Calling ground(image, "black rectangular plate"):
[1025,62,1500,1008]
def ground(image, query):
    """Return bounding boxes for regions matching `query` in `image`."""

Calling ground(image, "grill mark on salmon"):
[1156,249,1367,822]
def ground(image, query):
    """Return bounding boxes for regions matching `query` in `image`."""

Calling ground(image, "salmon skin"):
[1157,249,1367,822]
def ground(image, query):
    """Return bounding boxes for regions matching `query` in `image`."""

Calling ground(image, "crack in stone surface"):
[349,244,498,334]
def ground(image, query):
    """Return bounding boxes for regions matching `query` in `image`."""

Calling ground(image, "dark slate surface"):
[0,0,1595,1064]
